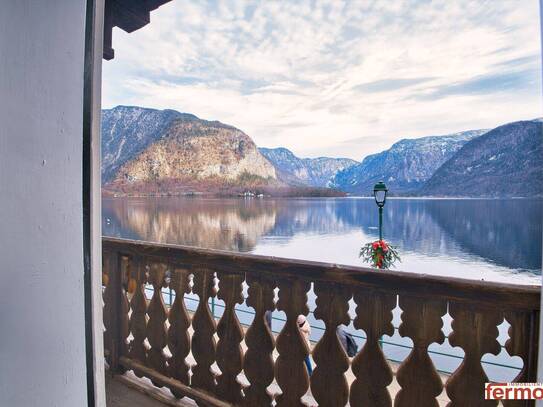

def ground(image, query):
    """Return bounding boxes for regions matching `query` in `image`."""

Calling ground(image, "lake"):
[102,197,542,381]
[103,197,542,284]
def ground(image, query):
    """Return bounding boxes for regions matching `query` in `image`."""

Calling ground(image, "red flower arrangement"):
[360,240,401,269]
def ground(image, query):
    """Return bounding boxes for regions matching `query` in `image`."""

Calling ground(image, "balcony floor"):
[106,367,451,407]
[106,373,196,407]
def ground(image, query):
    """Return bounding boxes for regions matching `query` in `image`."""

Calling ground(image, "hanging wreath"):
[360,240,401,269]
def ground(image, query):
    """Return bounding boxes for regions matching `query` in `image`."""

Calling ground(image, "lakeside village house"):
[2,1,542,406]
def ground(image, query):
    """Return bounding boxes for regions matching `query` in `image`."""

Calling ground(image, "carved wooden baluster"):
[103,253,130,372]
[167,266,192,397]
[445,303,502,407]
[244,274,276,407]
[395,296,446,407]
[350,289,396,407]
[503,311,539,407]
[216,272,245,403]
[128,256,149,377]
[113,255,130,374]
[310,282,351,407]
[275,278,311,407]
[102,251,114,366]
[191,267,217,393]
[146,263,168,383]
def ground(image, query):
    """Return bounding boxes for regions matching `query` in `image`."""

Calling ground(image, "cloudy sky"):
[102,0,541,160]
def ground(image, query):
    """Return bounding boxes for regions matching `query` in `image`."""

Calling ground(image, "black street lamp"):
[373,181,388,241]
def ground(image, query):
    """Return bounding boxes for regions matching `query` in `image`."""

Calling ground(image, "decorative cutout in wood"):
[146,263,168,385]
[275,278,311,407]
[190,267,218,393]
[311,282,351,407]
[395,296,446,407]
[102,251,114,365]
[128,256,149,378]
[351,289,396,407]
[244,274,276,407]
[167,266,192,397]
[503,311,539,407]
[216,272,245,403]
[118,255,130,369]
[445,302,502,407]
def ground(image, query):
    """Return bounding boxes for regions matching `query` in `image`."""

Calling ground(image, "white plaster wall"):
[88,1,107,405]
[0,1,89,405]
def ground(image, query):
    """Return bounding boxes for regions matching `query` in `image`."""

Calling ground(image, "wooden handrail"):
[102,237,540,407]
[103,237,540,311]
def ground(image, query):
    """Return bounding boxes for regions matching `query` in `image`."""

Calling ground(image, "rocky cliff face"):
[102,106,195,182]
[420,120,543,197]
[102,106,276,191]
[259,147,357,187]
[331,129,488,195]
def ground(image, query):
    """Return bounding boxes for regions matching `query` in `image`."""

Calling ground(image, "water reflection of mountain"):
[103,198,277,251]
[103,198,360,252]
[426,200,542,271]
[102,197,542,271]
[355,200,465,255]
[361,199,542,271]
[267,199,362,237]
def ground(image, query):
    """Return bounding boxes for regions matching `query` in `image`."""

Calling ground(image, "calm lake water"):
[103,197,542,284]
[102,197,542,381]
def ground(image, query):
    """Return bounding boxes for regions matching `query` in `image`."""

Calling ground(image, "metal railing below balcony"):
[102,237,540,407]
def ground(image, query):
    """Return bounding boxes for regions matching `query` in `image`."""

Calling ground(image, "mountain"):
[420,120,543,197]
[331,129,488,195]
[102,105,198,182]
[102,106,277,193]
[259,147,358,188]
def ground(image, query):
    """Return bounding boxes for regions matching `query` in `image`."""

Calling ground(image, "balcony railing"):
[102,237,540,406]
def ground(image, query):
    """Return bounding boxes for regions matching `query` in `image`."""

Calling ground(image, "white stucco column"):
[0,1,103,405]
[538,0,543,396]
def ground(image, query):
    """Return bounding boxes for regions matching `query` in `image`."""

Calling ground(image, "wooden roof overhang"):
[103,0,172,60]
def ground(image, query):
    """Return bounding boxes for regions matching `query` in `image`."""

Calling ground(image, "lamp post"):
[373,181,388,241]
[373,181,388,349]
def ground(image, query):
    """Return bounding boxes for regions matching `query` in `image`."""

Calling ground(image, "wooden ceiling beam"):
[103,0,172,60]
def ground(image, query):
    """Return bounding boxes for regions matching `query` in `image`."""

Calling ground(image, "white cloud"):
[102,0,541,160]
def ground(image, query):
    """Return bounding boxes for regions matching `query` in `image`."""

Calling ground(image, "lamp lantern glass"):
[373,181,388,208]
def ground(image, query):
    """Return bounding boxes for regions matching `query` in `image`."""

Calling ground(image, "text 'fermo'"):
[485,383,543,400]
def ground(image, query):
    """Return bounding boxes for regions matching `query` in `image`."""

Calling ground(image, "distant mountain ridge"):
[259,147,358,188]
[101,105,541,198]
[332,129,488,195]
[421,120,543,197]
[102,106,277,194]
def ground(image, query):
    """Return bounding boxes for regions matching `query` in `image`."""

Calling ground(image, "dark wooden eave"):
[103,0,172,60]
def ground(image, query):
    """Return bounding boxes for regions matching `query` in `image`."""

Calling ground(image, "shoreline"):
[102,192,543,200]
